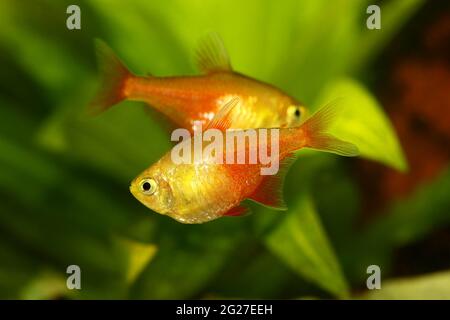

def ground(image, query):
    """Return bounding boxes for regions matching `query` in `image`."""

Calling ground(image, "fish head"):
[130,162,174,216]
[275,94,308,127]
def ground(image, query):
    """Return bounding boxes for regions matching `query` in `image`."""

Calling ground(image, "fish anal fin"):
[223,204,250,217]
[248,154,296,210]
[205,97,240,131]
[196,32,232,74]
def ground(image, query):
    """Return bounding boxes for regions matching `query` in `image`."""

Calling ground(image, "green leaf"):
[316,78,408,171]
[265,194,349,298]
[117,238,157,285]
[362,270,450,300]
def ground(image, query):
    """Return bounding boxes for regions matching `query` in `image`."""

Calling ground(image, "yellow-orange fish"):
[129,99,358,224]
[90,34,307,131]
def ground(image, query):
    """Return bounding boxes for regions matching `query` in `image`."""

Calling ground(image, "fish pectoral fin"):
[205,97,240,131]
[196,32,233,74]
[248,154,297,210]
[223,204,251,217]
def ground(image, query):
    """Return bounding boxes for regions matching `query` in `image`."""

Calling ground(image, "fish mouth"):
[129,184,137,198]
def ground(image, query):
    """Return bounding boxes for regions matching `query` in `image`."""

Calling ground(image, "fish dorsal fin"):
[205,97,240,131]
[223,204,250,217]
[248,154,297,210]
[196,32,232,74]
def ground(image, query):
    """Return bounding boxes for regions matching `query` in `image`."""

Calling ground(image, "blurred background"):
[0,0,449,299]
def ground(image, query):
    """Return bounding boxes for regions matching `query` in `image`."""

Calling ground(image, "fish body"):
[130,132,298,223]
[124,71,299,131]
[130,100,358,223]
[90,35,307,131]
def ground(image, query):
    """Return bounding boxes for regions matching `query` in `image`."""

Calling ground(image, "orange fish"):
[90,34,307,131]
[129,99,358,223]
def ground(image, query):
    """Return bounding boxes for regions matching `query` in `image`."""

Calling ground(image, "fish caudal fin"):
[301,101,359,157]
[88,39,133,115]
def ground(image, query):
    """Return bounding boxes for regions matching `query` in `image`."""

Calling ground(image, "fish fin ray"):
[88,39,133,115]
[205,97,240,131]
[223,204,250,217]
[248,154,296,210]
[306,133,359,156]
[196,32,232,74]
[302,100,359,157]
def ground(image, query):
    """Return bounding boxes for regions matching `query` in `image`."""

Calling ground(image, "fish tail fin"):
[88,39,133,115]
[300,101,359,157]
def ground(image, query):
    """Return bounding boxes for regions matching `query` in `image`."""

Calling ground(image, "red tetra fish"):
[90,34,308,131]
[129,98,358,224]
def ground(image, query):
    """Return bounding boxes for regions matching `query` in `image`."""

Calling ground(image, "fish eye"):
[140,178,157,195]
[287,105,304,120]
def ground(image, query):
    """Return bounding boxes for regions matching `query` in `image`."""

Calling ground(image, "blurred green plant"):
[316,78,407,171]
[266,194,349,298]
[362,271,450,300]
[1,0,447,301]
